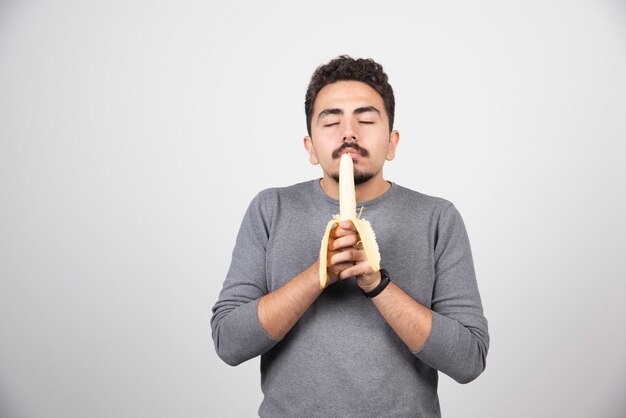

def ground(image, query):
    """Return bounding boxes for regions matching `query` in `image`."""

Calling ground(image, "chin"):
[354,172,374,185]
[331,171,374,185]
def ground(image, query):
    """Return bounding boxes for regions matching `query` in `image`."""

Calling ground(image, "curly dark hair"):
[304,55,395,136]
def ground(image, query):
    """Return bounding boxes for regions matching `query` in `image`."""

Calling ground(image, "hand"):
[326,221,380,290]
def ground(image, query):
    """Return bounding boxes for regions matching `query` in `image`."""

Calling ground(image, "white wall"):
[1,1,625,417]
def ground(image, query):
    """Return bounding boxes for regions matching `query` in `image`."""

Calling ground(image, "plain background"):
[1,0,625,417]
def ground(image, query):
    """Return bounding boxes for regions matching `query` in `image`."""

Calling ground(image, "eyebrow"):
[354,106,381,116]
[317,106,381,118]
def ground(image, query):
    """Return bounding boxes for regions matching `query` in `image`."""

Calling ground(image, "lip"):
[339,148,362,158]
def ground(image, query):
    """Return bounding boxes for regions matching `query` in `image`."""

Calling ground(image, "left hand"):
[329,221,381,292]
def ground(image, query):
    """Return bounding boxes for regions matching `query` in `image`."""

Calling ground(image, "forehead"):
[313,80,386,117]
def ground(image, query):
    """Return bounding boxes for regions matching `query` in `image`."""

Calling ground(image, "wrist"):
[361,269,391,298]
[357,271,381,293]
[308,260,324,293]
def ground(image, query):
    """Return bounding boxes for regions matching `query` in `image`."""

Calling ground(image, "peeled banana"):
[319,153,381,288]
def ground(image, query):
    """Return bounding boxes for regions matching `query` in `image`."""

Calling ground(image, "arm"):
[334,205,489,384]
[415,204,489,383]
[329,221,432,352]
[258,222,361,340]
[211,193,277,366]
[257,263,322,340]
[368,282,433,352]
[212,195,360,364]
[331,222,433,353]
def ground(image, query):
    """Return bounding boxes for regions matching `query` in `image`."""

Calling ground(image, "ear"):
[385,130,400,161]
[303,136,320,165]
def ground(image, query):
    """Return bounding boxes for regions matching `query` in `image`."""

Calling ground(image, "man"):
[211,56,489,417]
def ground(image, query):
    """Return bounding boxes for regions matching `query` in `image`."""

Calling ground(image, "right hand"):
[325,221,361,286]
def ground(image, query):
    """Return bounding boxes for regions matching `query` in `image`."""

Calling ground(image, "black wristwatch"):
[362,268,391,298]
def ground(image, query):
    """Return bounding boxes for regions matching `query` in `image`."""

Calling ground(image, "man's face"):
[304,80,399,185]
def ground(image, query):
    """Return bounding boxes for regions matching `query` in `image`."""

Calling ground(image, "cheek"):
[312,134,342,153]
[315,129,340,143]
[308,151,320,165]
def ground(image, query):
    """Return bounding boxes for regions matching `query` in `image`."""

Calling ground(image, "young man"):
[211,56,489,417]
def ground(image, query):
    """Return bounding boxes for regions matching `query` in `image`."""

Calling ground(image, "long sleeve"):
[211,192,278,366]
[210,181,489,416]
[414,204,490,383]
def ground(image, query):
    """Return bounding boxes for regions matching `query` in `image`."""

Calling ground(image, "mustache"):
[331,143,370,159]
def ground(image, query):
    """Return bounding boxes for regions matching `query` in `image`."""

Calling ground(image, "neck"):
[320,172,391,203]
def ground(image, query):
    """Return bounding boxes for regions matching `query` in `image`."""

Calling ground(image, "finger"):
[329,248,367,266]
[329,234,360,251]
[338,220,357,231]
[330,222,358,239]
[339,261,373,279]
[328,262,356,281]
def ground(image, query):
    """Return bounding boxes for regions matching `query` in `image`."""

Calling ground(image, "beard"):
[331,169,375,185]
[329,143,376,185]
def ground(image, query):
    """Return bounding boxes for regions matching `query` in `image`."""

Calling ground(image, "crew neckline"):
[312,178,398,208]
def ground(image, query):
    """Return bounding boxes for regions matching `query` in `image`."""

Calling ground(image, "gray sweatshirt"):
[211,180,489,417]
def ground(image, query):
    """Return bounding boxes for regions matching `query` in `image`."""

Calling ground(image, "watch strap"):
[362,268,391,298]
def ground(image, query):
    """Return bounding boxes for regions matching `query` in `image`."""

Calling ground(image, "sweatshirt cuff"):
[241,297,280,342]
[218,298,279,365]
[412,310,456,363]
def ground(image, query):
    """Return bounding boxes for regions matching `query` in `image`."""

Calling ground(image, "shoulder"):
[247,180,318,216]
[387,184,471,236]
[254,180,317,205]
[390,183,456,216]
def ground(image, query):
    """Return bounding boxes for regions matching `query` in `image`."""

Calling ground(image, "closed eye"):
[324,122,339,127]
[359,121,374,124]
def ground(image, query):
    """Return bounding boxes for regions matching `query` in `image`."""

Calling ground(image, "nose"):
[342,120,357,143]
